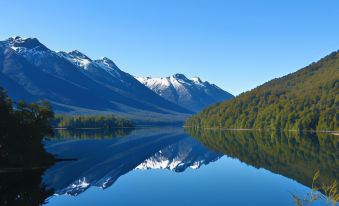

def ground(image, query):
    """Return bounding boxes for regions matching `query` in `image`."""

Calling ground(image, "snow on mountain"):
[94,57,122,79]
[58,50,121,78]
[6,36,48,52]
[90,57,133,85]
[57,50,92,69]
[136,74,234,111]
[58,50,123,80]
[0,36,228,115]
[0,36,192,119]
[4,36,55,68]
[1,36,228,116]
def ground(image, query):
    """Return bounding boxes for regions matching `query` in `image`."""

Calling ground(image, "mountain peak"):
[102,57,111,61]
[136,74,233,111]
[7,36,47,51]
[56,50,92,69]
[96,57,118,69]
[172,73,188,80]
[101,57,114,63]
[8,36,28,42]
[191,76,203,83]
[68,50,92,61]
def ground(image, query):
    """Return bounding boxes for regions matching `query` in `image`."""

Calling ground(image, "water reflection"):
[43,127,221,196]
[186,128,339,187]
[0,123,55,206]
[52,128,134,139]
[0,127,338,205]
[0,169,53,206]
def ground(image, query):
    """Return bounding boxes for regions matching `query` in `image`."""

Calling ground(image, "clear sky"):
[1,0,339,95]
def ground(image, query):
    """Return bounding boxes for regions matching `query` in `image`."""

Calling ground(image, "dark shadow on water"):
[0,127,135,205]
[0,169,54,206]
[0,128,56,206]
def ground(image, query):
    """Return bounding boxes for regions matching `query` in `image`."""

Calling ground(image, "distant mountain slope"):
[186,51,339,131]
[136,74,233,111]
[56,50,191,114]
[0,36,192,121]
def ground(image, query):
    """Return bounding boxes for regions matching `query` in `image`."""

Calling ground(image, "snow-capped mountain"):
[0,36,191,121]
[0,36,232,119]
[136,74,233,111]
[58,50,92,69]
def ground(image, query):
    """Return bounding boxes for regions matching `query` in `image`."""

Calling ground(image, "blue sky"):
[1,0,339,95]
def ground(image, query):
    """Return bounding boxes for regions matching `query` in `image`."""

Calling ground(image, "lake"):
[1,127,338,206]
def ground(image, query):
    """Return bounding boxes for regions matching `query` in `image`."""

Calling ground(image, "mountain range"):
[0,36,232,122]
[186,50,339,131]
[136,74,233,112]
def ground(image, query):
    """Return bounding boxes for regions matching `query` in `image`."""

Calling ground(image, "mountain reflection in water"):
[43,127,222,196]
[0,127,337,206]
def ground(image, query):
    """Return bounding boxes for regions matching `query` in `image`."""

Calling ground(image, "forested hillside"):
[185,51,339,131]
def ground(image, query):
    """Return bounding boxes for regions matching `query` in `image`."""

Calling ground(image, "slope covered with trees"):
[0,87,55,167]
[185,51,339,131]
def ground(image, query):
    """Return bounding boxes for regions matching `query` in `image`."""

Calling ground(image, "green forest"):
[186,51,339,131]
[53,114,134,129]
[0,87,55,167]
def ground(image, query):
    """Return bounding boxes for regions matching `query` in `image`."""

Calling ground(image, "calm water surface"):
[3,127,339,206]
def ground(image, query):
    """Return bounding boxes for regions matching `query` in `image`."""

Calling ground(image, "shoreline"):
[53,126,135,130]
[54,126,339,135]
[53,125,184,130]
[183,126,339,134]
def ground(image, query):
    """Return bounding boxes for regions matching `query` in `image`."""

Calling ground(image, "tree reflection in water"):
[0,169,54,206]
[186,128,338,187]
